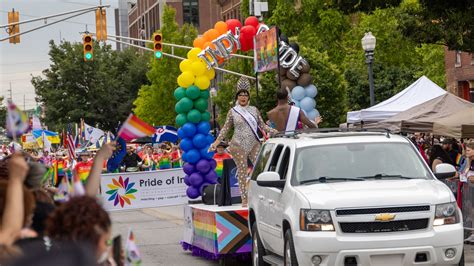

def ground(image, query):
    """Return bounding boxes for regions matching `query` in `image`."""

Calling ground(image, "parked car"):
[248,130,464,266]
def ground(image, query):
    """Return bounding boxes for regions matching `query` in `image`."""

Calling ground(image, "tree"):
[32,41,149,131]
[0,97,6,127]
[133,5,198,126]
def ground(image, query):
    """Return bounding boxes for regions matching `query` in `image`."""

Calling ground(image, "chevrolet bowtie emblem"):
[375,213,396,222]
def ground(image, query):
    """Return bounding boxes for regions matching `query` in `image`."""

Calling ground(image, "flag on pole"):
[125,229,142,266]
[6,100,29,139]
[66,124,76,161]
[152,126,178,143]
[117,114,155,141]
[42,131,52,152]
[84,123,105,143]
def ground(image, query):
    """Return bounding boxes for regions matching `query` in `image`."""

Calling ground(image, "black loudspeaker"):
[202,184,221,205]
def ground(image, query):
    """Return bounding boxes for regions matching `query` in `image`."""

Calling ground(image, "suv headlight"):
[300,209,335,231]
[433,202,459,226]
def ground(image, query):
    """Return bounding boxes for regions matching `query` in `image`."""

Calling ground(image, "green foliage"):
[32,41,148,131]
[415,44,446,88]
[133,5,198,126]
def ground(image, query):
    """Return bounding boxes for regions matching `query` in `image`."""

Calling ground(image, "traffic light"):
[83,34,93,61]
[7,9,20,44]
[153,33,163,59]
[95,8,107,41]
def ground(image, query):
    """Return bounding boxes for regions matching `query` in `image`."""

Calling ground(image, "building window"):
[183,0,199,27]
[455,50,461,67]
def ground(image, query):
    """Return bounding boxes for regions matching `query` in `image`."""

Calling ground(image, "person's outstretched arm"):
[0,153,29,245]
[299,110,317,128]
[86,142,116,197]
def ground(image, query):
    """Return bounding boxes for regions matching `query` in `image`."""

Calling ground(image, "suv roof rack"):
[272,128,392,139]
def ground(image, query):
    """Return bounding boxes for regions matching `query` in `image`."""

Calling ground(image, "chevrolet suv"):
[248,130,464,266]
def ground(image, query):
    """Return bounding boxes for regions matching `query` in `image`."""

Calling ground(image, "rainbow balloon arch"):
[175,16,318,200]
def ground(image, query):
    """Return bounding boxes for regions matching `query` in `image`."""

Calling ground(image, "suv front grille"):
[336,206,430,216]
[339,218,429,233]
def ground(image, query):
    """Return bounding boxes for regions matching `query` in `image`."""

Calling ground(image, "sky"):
[0,0,118,109]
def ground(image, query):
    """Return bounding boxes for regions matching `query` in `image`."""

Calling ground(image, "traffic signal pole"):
[0,5,110,42]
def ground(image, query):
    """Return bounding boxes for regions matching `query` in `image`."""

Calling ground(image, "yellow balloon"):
[181,71,195,87]
[179,59,192,73]
[195,75,210,90]
[187,47,202,61]
[205,68,216,80]
[191,60,206,76]
[177,75,186,88]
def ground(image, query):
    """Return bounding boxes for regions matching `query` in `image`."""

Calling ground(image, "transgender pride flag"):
[118,114,155,141]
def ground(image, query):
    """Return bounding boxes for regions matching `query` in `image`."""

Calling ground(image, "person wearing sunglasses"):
[210,77,277,207]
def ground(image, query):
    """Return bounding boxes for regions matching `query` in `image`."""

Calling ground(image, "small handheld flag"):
[125,229,142,266]
[6,101,29,139]
[117,114,155,141]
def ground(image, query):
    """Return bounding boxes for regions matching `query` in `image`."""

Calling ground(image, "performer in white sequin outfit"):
[211,77,277,207]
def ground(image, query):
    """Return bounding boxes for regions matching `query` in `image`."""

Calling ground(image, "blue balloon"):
[177,127,186,139]
[182,152,188,162]
[200,146,214,159]
[291,86,305,101]
[192,134,207,149]
[197,121,211,135]
[186,149,201,164]
[292,100,300,108]
[300,97,316,112]
[205,134,214,145]
[304,84,318,98]
[180,138,194,152]
[182,123,197,138]
[305,109,318,120]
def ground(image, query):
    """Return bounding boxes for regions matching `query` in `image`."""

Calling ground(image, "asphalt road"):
[110,205,474,266]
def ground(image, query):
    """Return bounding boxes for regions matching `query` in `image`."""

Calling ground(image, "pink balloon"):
[225,19,242,35]
[244,16,259,29]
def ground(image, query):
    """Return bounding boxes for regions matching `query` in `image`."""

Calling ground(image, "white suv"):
[248,130,464,266]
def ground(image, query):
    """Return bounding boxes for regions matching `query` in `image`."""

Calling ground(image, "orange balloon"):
[204,29,220,42]
[193,37,206,49]
[203,42,216,50]
[214,21,228,35]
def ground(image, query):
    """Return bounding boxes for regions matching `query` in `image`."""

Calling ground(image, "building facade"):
[127,0,221,45]
[114,0,132,50]
[218,0,242,21]
[445,48,474,102]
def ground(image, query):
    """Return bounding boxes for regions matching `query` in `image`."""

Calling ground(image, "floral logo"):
[106,176,137,207]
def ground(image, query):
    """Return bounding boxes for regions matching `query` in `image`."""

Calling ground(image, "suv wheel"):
[252,223,269,266]
[284,229,298,266]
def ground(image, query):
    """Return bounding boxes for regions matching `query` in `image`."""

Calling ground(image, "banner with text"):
[100,169,187,211]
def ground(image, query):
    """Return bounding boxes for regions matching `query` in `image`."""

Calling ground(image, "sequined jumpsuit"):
[215,105,276,202]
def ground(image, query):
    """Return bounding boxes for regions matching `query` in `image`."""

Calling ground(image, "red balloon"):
[239,34,252,52]
[225,19,242,35]
[240,25,257,39]
[244,16,259,29]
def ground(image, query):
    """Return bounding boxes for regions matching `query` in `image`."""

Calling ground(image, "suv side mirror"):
[257,172,285,189]
[434,163,456,179]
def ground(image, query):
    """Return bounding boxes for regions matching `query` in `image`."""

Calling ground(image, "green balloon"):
[174,87,187,101]
[194,98,208,112]
[175,102,184,114]
[176,114,187,127]
[186,85,201,100]
[200,90,210,99]
[201,111,211,122]
[179,97,193,113]
[187,109,202,123]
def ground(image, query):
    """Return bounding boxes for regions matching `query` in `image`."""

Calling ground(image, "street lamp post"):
[361,32,376,106]
[209,87,218,137]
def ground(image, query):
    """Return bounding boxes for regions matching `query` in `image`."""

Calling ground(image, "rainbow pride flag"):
[118,114,155,141]
[455,153,463,166]
[159,157,171,169]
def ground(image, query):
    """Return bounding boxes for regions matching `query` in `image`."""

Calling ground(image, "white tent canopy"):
[346,76,446,124]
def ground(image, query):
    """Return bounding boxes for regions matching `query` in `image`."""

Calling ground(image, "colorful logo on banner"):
[106,176,137,208]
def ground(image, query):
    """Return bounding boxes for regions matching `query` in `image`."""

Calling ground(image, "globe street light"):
[361,32,376,106]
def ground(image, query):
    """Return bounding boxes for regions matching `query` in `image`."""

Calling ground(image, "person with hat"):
[212,142,232,180]
[210,77,277,207]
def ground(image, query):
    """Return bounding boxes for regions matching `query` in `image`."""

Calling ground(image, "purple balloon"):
[199,182,211,194]
[189,172,204,186]
[209,159,217,170]
[205,170,218,183]
[183,163,195,175]
[186,149,201,164]
[186,186,200,199]
[183,175,191,186]
[196,159,211,174]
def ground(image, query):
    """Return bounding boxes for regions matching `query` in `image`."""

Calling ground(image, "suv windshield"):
[293,142,431,185]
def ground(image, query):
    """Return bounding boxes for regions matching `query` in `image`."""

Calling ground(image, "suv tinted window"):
[277,147,291,180]
[268,144,284,172]
[251,143,275,181]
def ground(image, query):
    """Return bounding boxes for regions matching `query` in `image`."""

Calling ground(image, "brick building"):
[445,48,474,102]
[128,0,221,44]
[218,0,243,21]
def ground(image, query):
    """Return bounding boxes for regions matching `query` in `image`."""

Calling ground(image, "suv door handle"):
[258,195,264,201]
[268,199,274,205]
